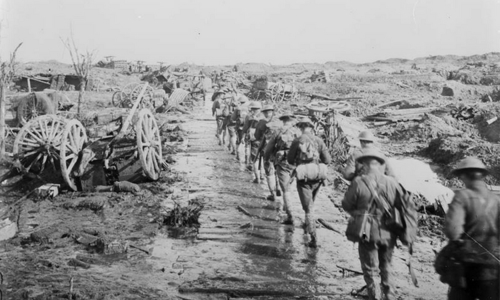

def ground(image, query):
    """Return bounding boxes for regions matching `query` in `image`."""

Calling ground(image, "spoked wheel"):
[130,84,155,110]
[269,84,281,102]
[60,119,88,191]
[13,115,67,174]
[136,109,162,180]
[112,90,127,107]
[17,94,55,126]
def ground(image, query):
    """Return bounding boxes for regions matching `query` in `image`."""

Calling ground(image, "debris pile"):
[450,105,476,120]
[161,199,204,227]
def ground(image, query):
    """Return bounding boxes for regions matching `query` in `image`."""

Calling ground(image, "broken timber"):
[364,106,439,123]
[317,218,342,235]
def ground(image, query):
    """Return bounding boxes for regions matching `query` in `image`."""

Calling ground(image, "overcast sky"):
[1,0,499,65]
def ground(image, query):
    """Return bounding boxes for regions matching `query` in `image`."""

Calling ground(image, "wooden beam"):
[114,83,148,139]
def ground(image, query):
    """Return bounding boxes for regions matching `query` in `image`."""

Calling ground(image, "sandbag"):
[113,181,141,194]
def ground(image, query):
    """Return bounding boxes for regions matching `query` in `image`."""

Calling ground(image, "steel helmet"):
[451,157,488,175]
[296,116,315,128]
[358,131,376,142]
[279,111,296,120]
[356,148,385,164]
[249,101,262,109]
[237,95,249,103]
[261,104,274,112]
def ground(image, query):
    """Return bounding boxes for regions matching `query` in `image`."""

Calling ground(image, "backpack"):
[248,119,259,142]
[215,100,230,117]
[395,184,418,246]
[297,136,320,163]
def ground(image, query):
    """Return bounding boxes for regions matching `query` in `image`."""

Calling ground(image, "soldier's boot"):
[381,283,394,300]
[308,233,318,248]
[305,213,318,247]
[252,161,260,183]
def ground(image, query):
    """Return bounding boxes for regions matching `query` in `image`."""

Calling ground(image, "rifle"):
[253,135,267,168]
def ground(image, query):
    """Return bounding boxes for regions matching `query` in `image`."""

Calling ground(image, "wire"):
[463,232,500,264]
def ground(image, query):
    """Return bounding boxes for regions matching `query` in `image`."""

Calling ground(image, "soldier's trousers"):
[296,180,322,237]
[358,239,396,300]
[275,164,294,219]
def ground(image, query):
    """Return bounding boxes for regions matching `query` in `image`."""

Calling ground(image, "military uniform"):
[211,93,228,144]
[288,131,331,245]
[254,117,275,177]
[444,181,500,300]
[242,111,264,166]
[264,124,301,219]
[342,168,401,300]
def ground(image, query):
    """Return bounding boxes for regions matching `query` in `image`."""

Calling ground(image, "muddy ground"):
[2,54,500,299]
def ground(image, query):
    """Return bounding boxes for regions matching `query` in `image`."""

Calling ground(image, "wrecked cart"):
[12,83,163,191]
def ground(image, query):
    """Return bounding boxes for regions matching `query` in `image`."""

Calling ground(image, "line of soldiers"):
[212,90,331,248]
[211,90,499,300]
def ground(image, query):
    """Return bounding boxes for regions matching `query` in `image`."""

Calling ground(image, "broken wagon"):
[12,84,163,192]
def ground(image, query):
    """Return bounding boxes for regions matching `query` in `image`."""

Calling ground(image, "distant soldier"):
[444,157,499,300]
[226,93,248,155]
[254,105,278,200]
[341,131,396,181]
[342,149,401,300]
[264,111,301,223]
[241,101,264,182]
[287,117,331,247]
[231,96,250,161]
[211,91,229,146]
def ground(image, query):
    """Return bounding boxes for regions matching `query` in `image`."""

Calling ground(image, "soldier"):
[211,91,227,145]
[264,111,300,224]
[241,101,264,182]
[287,117,331,247]
[224,91,239,154]
[341,131,396,181]
[342,149,401,300]
[254,104,279,200]
[232,95,250,161]
[444,157,499,300]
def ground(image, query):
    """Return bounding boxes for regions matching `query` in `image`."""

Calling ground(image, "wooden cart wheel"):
[111,90,127,107]
[17,93,55,126]
[130,84,155,109]
[13,115,67,174]
[269,84,282,103]
[122,82,138,95]
[60,119,87,191]
[136,109,162,180]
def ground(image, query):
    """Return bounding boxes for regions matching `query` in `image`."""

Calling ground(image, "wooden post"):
[114,83,148,140]
[0,83,5,158]
[27,77,31,92]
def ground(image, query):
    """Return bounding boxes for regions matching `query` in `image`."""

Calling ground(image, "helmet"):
[451,157,488,175]
[249,101,262,109]
[211,92,224,101]
[279,111,296,120]
[296,116,315,128]
[237,95,248,103]
[261,104,274,112]
[358,131,376,142]
[356,148,385,164]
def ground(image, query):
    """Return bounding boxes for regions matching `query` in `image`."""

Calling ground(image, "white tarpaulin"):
[388,158,455,210]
